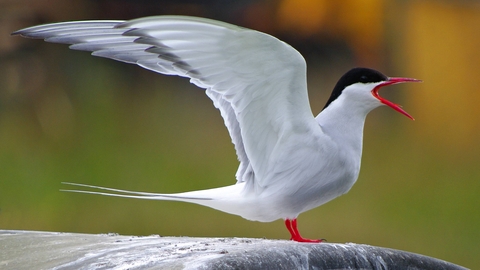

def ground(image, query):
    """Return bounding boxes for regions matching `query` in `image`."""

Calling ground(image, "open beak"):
[372,77,422,120]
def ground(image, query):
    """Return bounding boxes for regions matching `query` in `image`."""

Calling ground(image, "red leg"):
[284,219,297,240]
[284,218,323,243]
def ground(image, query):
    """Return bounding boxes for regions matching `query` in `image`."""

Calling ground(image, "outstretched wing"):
[13,16,318,187]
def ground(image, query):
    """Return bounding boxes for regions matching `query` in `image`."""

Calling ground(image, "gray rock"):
[0,230,467,270]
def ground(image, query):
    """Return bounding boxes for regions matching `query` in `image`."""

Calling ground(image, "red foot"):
[285,219,324,243]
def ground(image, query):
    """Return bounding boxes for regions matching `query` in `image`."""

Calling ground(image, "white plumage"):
[13,16,420,242]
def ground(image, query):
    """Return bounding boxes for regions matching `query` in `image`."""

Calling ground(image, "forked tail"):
[62,182,287,222]
[61,182,214,201]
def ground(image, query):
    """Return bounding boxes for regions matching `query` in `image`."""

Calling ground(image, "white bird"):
[13,16,421,242]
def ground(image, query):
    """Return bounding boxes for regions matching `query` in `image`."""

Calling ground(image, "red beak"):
[372,77,422,120]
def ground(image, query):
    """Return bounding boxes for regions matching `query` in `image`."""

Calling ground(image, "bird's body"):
[13,16,421,242]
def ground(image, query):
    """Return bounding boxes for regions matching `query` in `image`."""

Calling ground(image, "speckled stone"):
[0,230,468,270]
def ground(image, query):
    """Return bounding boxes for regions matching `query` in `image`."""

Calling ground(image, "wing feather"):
[13,16,319,187]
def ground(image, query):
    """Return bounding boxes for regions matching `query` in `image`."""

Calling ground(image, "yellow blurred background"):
[0,0,478,268]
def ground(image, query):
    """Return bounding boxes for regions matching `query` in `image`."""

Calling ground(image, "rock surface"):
[0,230,467,270]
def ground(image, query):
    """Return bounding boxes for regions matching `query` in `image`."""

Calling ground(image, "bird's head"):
[323,68,422,120]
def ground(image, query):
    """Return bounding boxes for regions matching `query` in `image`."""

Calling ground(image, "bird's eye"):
[360,75,368,82]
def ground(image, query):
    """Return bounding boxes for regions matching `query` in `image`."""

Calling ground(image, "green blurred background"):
[1,0,479,268]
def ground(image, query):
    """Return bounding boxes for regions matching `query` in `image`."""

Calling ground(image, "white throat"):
[315,82,382,158]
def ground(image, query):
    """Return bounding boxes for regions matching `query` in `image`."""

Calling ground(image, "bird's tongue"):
[372,77,422,120]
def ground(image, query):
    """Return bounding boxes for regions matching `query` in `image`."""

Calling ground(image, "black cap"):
[322,68,388,110]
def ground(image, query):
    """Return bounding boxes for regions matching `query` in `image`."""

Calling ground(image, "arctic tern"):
[13,16,421,242]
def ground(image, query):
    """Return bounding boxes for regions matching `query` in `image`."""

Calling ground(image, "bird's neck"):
[315,101,371,157]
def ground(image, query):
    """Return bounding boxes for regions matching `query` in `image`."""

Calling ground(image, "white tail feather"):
[59,181,265,221]
[61,182,213,200]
